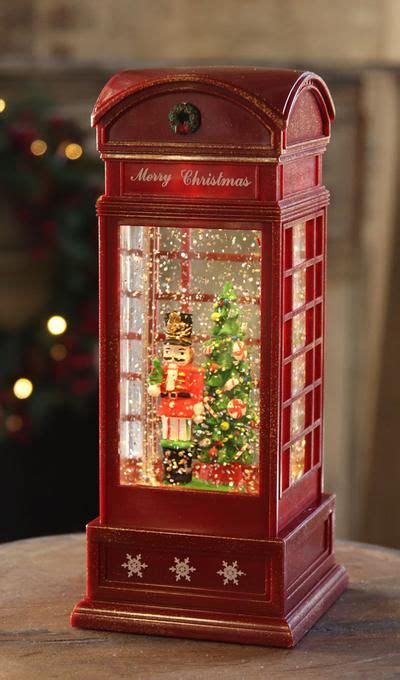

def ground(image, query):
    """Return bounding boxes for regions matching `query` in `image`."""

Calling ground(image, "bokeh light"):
[6,414,23,432]
[64,143,83,160]
[50,343,67,361]
[13,378,33,400]
[47,315,67,335]
[30,139,48,156]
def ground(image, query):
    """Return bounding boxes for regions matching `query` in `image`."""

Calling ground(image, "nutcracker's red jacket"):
[159,363,204,418]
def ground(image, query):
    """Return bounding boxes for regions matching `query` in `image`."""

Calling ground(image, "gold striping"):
[102,153,278,163]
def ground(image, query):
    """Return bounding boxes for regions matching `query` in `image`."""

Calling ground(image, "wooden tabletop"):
[0,535,399,680]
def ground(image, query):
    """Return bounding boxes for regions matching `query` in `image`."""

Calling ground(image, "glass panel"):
[290,437,306,484]
[291,353,306,394]
[120,339,143,374]
[119,226,261,495]
[292,266,306,309]
[292,311,306,352]
[292,222,306,265]
[290,395,305,437]
[121,254,145,293]
[191,228,260,254]
[190,259,260,298]
[120,378,142,417]
[121,297,144,335]
[120,223,144,251]
[159,227,183,251]
[157,258,181,295]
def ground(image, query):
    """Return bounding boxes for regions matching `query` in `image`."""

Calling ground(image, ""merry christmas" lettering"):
[180,169,252,188]
[130,166,252,190]
[131,166,172,187]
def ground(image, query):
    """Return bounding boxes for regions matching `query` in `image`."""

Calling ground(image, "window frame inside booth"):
[99,216,276,540]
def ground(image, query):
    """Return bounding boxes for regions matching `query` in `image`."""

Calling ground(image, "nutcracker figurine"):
[148,311,204,484]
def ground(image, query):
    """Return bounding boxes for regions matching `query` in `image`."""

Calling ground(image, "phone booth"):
[71,67,347,647]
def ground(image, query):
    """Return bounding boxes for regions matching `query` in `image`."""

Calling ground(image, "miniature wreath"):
[168,102,201,135]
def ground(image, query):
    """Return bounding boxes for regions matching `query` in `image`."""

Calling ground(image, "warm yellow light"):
[0,98,6,113]
[64,142,83,160]
[50,343,67,360]
[47,315,67,335]
[13,378,33,400]
[30,139,47,156]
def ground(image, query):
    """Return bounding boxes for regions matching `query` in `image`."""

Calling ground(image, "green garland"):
[0,96,102,443]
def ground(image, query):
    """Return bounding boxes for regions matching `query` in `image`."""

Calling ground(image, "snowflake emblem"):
[217,560,246,586]
[122,553,148,579]
[169,556,196,582]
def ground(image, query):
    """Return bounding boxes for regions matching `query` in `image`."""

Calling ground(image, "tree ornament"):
[232,340,247,362]
[227,399,247,419]
[210,312,221,321]
[224,377,239,392]
[208,446,218,458]
[199,438,211,447]
[220,421,230,431]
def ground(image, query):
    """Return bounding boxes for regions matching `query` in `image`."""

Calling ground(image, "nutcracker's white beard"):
[165,363,179,392]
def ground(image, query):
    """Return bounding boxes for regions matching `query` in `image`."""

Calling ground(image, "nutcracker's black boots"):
[163,446,193,484]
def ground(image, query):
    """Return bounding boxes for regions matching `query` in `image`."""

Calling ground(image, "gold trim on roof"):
[105,140,274,150]
[102,153,278,163]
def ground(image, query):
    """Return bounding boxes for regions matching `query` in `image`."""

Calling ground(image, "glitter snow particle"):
[169,556,196,582]
[122,553,148,578]
[217,560,246,586]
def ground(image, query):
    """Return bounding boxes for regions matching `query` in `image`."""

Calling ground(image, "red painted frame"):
[72,67,347,647]
[101,217,273,539]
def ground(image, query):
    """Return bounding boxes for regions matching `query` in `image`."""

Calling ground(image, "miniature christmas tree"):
[194,282,258,465]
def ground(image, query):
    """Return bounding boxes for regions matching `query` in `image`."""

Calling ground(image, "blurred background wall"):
[0,0,399,547]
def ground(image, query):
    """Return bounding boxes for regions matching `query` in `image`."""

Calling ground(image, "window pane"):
[191,228,260,254]
[292,222,306,265]
[292,266,306,309]
[291,396,305,437]
[190,259,260,298]
[121,379,142,417]
[157,258,181,295]
[121,254,145,293]
[291,353,306,394]
[121,296,144,335]
[290,437,306,484]
[292,311,306,352]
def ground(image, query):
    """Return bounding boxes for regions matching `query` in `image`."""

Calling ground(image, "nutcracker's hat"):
[164,311,193,346]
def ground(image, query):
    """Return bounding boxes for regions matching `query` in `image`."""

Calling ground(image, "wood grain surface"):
[0,535,399,679]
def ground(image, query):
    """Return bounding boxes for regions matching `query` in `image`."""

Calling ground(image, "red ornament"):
[227,398,247,419]
[208,446,218,458]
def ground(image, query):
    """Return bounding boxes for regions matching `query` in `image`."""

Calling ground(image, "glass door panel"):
[119,225,262,495]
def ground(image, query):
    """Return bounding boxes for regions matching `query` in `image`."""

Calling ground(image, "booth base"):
[71,563,347,648]
[71,495,347,648]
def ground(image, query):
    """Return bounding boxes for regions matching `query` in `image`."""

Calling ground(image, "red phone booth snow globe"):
[71,67,347,647]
